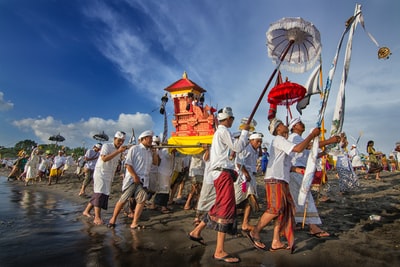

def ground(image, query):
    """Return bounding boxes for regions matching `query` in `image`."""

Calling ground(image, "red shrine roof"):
[164,71,207,93]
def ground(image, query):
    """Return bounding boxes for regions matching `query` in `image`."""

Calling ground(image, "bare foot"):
[93,218,103,225]
[82,212,93,218]
[309,224,330,237]
[241,224,254,232]
[270,240,287,250]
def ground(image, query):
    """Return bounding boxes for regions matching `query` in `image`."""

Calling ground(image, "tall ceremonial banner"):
[299,3,388,206]
[330,4,360,136]
[298,4,361,206]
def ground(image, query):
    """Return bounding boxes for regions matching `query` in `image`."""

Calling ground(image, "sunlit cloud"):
[12,113,154,147]
[0,92,14,111]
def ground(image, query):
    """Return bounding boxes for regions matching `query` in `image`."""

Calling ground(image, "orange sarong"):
[265,179,296,249]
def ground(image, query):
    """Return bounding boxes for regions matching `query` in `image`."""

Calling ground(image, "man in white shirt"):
[79,143,101,196]
[287,117,339,238]
[48,150,66,185]
[82,131,128,225]
[247,118,320,253]
[234,132,263,232]
[189,107,249,263]
[107,130,158,229]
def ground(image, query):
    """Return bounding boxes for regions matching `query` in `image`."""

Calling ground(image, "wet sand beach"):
[1,167,399,267]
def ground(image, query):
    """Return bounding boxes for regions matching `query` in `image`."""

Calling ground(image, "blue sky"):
[0,0,399,155]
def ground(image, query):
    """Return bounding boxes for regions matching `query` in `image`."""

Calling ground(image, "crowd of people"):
[2,108,400,263]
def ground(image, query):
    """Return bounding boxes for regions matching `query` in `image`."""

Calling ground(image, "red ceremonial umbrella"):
[267,76,306,124]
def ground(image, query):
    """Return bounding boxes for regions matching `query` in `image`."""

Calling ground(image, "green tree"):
[14,140,37,151]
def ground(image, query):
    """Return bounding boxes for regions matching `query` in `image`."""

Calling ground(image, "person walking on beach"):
[143,135,161,214]
[62,153,75,176]
[78,143,102,197]
[246,118,320,253]
[169,154,190,205]
[234,132,264,232]
[24,148,41,186]
[287,117,339,237]
[48,150,66,185]
[188,107,249,263]
[82,131,128,225]
[153,147,176,214]
[7,150,27,180]
[349,144,366,172]
[192,145,213,226]
[107,130,158,229]
[38,151,52,182]
[366,140,383,180]
[336,133,360,193]
[184,152,207,210]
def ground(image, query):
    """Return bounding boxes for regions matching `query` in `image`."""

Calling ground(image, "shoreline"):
[1,167,400,267]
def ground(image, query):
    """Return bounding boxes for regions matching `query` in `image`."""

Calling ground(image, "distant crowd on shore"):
[1,122,400,262]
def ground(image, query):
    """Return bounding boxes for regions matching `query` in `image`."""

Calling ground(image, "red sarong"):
[265,180,295,249]
[207,170,236,233]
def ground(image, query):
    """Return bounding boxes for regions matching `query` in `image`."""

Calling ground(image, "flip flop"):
[244,231,266,251]
[212,254,240,263]
[309,231,330,238]
[107,223,116,229]
[269,244,288,252]
[187,234,206,246]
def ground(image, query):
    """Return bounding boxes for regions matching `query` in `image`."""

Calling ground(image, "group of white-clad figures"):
[5,148,75,186]
[5,105,390,263]
[78,105,370,263]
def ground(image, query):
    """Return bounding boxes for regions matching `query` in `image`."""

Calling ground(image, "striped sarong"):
[265,179,295,249]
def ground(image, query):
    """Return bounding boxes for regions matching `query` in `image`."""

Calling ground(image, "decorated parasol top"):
[267,17,322,74]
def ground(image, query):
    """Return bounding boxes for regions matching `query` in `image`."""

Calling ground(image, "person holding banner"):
[287,117,340,238]
[246,118,320,253]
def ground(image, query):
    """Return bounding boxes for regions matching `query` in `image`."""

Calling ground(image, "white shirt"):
[236,143,259,174]
[288,132,309,167]
[122,143,153,191]
[158,148,175,177]
[84,149,100,170]
[209,125,249,181]
[189,153,205,177]
[93,143,120,194]
[265,135,296,183]
[51,155,66,169]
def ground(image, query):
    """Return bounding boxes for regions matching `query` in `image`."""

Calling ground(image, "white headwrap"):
[269,118,283,136]
[217,107,234,121]
[138,130,154,140]
[114,131,126,139]
[288,117,302,131]
[94,143,102,149]
[249,132,264,140]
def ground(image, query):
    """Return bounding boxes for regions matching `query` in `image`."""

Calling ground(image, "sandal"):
[187,234,206,246]
[212,254,240,263]
[309,231,330,238]
[161,207,172,214]
[244,231,266,251]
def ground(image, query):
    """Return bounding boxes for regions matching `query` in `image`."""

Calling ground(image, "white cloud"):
[0,92,14,111]
[12,113,154,148]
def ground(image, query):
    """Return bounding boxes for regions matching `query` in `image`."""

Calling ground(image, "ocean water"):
[0,177,92,267]
[0,176,203,267]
